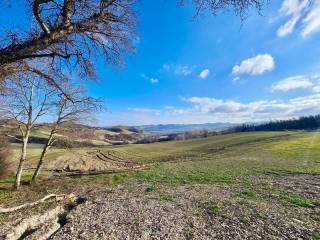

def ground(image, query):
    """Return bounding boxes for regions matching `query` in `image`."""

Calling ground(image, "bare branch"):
[33,0,53,35]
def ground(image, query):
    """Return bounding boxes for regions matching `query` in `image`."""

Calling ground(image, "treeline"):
[232,115,320,132]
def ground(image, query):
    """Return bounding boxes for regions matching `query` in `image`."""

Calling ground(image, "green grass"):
[205,202,219,216]
[5,131,320,188]
[238,190,257,199]
[284,195,316,208]
[145,186,157,193]
[9,131,320,186]
[136,170,236,185]
[117,131,320,185]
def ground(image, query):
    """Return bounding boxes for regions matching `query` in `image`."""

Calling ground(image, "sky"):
[2,0,320,126]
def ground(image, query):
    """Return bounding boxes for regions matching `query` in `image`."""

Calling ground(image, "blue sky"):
[2,0,320,126]
[90,0,320,126]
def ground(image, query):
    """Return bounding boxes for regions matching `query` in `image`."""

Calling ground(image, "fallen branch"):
[0,194,66,213]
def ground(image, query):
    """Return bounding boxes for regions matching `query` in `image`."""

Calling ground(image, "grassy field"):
[4,131,320,185]
[116,131,320,184]
[1,130,320,197]
[1,131,319,239]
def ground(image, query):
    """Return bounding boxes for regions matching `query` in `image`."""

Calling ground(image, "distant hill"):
[0,120,146,146]
[134,123,237,133]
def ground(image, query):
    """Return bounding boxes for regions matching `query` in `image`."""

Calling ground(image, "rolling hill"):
[0,120,147,146]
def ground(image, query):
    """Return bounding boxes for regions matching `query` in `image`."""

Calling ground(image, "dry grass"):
[0,136,12,179]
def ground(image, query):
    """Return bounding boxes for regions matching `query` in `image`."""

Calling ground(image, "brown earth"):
[1,174,319,240]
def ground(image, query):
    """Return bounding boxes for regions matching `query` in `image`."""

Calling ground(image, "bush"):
[0,135,12,179]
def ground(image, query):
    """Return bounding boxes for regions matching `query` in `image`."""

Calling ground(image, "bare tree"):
[180,0,267,19]
[0,0,137,82]
[0,73,55,189]
[0,0,266,86]
[31,86,101,183]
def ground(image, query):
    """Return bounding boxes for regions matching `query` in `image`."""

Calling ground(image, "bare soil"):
[1,174,318,240]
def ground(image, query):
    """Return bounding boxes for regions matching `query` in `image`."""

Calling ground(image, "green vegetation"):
[205,202,219,216]
[120,131,320,185]
[2,131,320,205]
[136,170,235,185]
[4,131,320,188]
[158,192,173,202]
[284,195,316,208]
[238,190,257,199]
[145,186,157,193]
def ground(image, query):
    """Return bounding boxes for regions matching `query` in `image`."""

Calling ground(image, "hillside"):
[1,131,319,239]
[0,120,147,146]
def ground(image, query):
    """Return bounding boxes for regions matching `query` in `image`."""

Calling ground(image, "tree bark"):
[31,128,55,183]
[14,131,30,190]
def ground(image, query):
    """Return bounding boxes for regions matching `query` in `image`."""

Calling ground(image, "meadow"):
[3,131,320,187]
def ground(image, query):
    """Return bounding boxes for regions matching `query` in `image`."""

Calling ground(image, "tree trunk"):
[14,131,30,190]
[31,129,55,183]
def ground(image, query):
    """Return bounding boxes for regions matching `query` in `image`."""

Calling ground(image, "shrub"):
[0,135,12,179]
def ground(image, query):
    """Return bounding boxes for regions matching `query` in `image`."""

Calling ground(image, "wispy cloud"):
[271,73,320,92]
[180,94,320,121]
[232,54,275,76]
[271,75,313,92]
[105,91,320,125]
[163,63,194,76]
[150,78,159,84]
[128,107,161,115]
[276,0,308,37]
[140,73,159,84]
[275,0,320,38]
[301,1,320,37]
[199,69,210,79]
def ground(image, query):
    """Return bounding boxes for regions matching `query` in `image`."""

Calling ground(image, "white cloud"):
[180,94,320,122]
[104,92,320,125]
[301,1,320,37]
[128,108,160,115]
[199,69,210,79]
[140,73,159,84]
[150,78,159,84]
[277,14,301,37]
[275,0,320,38]
[140,73,148,80]
[163,64,194,76]
[277,0,308,37]
[271,75,313,92]
[271,73,320,92]
[232,54,275,76]
[312,86,320,93]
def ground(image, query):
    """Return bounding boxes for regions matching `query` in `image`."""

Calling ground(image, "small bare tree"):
[0,72,55,189]
[31,87,101,183]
